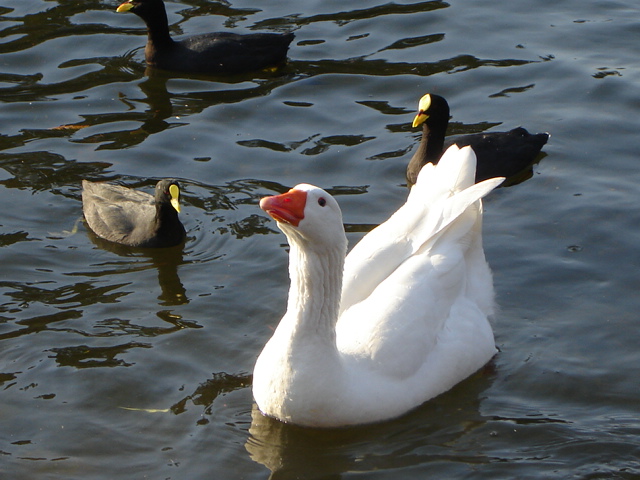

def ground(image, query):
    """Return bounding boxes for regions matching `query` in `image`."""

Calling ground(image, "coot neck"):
[141,7,175,49]
[154,201,184,243]
[420,118,447,164]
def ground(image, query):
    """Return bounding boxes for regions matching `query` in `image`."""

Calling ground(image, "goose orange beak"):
[260,189,307,227]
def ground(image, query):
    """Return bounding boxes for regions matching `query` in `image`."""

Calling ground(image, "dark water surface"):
[2,0,640,478]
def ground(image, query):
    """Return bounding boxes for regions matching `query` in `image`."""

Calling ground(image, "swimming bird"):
[406,93,549,187]
[116,0,294,75]
[82,179,186,248]
[253,145,504,427]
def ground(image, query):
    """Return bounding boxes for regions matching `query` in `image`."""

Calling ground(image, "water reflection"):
[70,66,297,150]
[0,309,83,342]
[170,371,252,424]
[0,151,111,192]
[86,227,189,306]
[1,53,542,157]
[246,406,354,479]
[48,340,151,368]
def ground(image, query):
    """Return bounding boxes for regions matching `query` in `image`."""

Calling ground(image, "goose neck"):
[284,238,345,345]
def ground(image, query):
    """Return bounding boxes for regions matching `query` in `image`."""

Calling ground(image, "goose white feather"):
[253,145,504,427]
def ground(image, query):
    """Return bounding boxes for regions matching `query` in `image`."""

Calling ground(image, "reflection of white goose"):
[254,145,504,427]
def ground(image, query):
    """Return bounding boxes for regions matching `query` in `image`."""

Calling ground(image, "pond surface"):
[1,0,640,478]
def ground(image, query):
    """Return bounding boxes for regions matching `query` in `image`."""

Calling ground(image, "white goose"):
[253,145,504,427]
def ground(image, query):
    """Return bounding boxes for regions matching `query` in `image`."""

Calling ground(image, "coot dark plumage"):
[117,0,294,75]
[82,179,186,248]
[406,93,549,187]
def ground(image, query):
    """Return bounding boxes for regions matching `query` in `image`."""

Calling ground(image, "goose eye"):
[318,197,326,207]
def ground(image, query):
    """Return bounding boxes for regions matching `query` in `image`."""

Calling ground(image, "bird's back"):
[322,147,503,424]
[82,181,156,245]
[338,146,502,383]
[450,127,549,181]
[152,32,294,74]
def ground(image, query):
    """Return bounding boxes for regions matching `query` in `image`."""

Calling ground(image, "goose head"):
[260,184,345,250]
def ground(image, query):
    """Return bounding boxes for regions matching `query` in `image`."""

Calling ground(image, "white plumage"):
[253,145,504,427]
